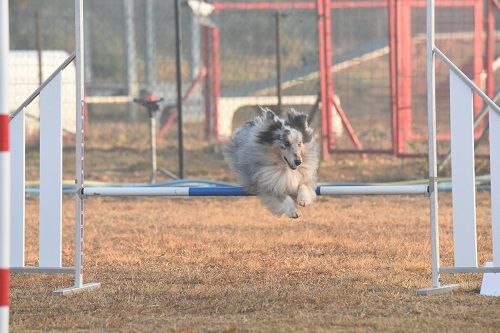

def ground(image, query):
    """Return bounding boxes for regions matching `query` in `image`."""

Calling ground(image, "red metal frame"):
[322,0,336,156]
[331,97,367,159]
[391,0,484,155]
[474,0,484,115]
[388,0,398,155]
[208,0,492,158]
[316,0,329,159]
[487,0,496,98]
[395,0,412,155]
[157,67,208,140]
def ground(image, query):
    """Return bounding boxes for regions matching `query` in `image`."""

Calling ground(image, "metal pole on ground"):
[175,0,185,179]
[74,0,85,292]
[417,0,458,295]
[0,0,9,329]
[427,0,440,290]
[53,0,100,296]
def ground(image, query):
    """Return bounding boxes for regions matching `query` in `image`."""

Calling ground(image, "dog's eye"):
[284,142,291,147]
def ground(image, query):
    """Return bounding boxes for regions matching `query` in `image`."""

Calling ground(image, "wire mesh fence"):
[7,0,500,181]
[411,2,485,154]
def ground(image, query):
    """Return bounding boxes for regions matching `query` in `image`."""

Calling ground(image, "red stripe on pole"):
[0,269,9,306]
[0,115,9,152]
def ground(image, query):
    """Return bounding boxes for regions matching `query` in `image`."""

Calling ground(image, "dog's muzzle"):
[284,157,298,170]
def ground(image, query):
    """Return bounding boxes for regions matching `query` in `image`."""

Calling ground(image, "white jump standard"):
[0,0,10,330]
[8,0,100,296]
[417,0,500,295]
[5,0,500,298]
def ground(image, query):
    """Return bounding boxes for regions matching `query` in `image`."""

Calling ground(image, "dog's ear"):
[258,106,279,123]
[256,106,283,145]
[287,108,313,143]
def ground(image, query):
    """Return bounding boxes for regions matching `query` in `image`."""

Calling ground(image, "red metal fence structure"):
[393,0,486,155]
[201,0,496,159]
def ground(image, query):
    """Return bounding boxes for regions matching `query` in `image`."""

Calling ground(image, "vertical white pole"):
[427,0,441,288]
[75,0,84,289]
[0,0,10,329]
[52,0,99,296]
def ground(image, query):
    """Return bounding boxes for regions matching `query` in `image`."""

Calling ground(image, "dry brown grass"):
[11,193,500,332]
[12,118,500,332]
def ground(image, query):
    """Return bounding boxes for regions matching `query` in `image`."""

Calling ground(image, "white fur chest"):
[252,165,304,196]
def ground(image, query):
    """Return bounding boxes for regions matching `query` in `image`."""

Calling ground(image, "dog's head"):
[257,107,314,170]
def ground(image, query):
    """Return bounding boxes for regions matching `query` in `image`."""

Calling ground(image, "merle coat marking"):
[223,107,320,218]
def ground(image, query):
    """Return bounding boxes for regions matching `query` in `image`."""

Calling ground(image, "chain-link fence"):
[411,1,486,155]
[8,0,500,180]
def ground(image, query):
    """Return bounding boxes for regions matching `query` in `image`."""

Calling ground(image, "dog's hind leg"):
[260,194,302,219]
[297,184,316,207]
[282,196,302,218]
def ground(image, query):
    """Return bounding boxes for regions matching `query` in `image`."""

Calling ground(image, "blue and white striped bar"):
[83,184,429,197]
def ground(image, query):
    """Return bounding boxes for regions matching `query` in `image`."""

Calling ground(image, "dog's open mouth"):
[283,157,297,170]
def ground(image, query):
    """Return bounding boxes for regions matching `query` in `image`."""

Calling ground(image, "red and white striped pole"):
[0,0,10,331]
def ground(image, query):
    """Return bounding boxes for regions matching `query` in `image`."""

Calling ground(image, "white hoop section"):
[5,0,500,299]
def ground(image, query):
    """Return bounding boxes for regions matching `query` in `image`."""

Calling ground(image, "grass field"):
[11,119,500,332]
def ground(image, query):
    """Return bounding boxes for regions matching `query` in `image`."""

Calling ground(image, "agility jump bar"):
[83,184,429,197]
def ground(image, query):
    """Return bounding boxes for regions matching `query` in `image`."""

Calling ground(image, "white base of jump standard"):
[11,267,74,274]
[416,284,460,296]
[480,262,500,296]
[417,264,500,295]
[53,282,101,296]
[11,267,101,295]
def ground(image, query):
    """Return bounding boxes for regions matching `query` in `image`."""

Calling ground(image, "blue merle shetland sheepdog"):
[224,107,320,218]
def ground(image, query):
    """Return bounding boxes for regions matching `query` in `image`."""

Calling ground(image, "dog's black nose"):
[294,159,302,166]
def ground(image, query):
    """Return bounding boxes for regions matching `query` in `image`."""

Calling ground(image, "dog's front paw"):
[297,193,312,207]
[297,185,314,207]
